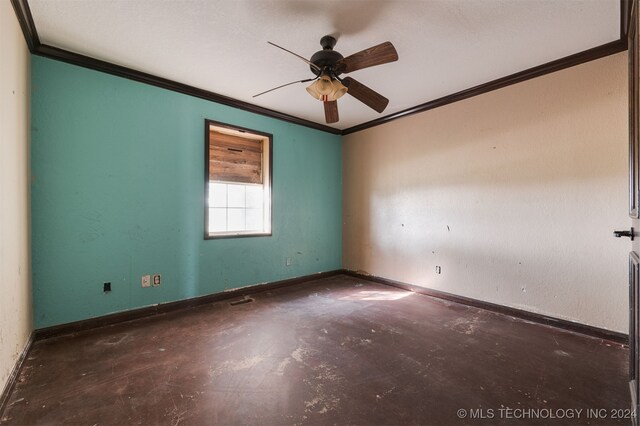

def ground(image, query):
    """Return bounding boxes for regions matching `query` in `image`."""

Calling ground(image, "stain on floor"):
[0,275,630,425]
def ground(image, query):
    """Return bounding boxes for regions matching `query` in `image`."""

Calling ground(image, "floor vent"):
[229,297,254,306]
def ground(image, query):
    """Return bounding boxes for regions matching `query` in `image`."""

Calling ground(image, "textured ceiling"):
[29,0,620,130]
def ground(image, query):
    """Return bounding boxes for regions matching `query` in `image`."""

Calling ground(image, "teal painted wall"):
[31,56,342,328]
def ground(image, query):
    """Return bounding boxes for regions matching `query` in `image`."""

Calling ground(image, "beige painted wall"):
[343,52,629,333]
[0,1,32,394]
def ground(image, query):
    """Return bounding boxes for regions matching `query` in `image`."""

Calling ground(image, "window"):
[205,120,272,238]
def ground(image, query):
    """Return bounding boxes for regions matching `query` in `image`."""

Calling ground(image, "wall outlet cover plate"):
[152,274,161,287]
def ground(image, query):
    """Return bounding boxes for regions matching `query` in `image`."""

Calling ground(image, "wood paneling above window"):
[209,131,264,184]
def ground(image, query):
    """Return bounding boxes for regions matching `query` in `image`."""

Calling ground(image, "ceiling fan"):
[253,35,398,124]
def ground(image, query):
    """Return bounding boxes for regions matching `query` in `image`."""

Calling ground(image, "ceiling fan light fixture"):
[306,75,332,99]
[306,75,348,101]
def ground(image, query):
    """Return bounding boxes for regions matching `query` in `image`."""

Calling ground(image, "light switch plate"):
[141,275,151,288]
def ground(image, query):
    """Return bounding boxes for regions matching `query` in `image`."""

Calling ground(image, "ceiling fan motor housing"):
[310,35,343,76]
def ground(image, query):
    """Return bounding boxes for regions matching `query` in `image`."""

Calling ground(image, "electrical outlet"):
[286,257,293,266]
[103,282,111,293]
[141,275,151,288]
[435,266,442,274]
[152,274,161,287]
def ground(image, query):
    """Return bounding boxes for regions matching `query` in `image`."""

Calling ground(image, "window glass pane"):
[227,184,246,208]
[209,183,227,208]
[246,185,264,209]
[227,208,246,231]
[209,208,227,233]
[245,208,264,231]
[206,123,271,238]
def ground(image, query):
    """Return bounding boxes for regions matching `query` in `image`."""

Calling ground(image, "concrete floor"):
[0,274,631,425]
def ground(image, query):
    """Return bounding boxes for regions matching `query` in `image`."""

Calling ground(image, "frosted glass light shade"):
[330,80,348,100]
[306,76,348,101]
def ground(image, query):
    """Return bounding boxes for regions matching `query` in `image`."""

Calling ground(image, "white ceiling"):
[29,0,620,130]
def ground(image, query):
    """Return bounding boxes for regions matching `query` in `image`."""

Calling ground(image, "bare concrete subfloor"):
[0,274,630,425]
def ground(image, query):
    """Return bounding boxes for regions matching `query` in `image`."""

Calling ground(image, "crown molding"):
[9,0,341,135]
[341,39,627,135]
[34,44,342,135]
[9,0,39,51]
[11,0,631,136]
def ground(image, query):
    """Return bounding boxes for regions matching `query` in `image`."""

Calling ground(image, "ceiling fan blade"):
[253,78,316,98]
[342,77,389,113]
[337,41,398,74]
[267,42,321,72]
[324,100,339,124]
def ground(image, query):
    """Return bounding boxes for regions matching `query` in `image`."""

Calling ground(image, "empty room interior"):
[2,0,640,424]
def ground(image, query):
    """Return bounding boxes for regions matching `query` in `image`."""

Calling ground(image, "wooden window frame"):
[204,119,273,239]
